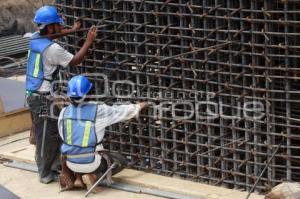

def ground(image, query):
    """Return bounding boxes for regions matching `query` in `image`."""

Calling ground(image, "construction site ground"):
[0,131,264,199]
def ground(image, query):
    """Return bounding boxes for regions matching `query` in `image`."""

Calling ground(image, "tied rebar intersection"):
[55,0,300,193]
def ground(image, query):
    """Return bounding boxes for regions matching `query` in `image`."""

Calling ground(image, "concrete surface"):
[7,75,26,82]
[114,169,263,199]
[0,131,265,199]
[0,165,162,199]
[0,132,162,199]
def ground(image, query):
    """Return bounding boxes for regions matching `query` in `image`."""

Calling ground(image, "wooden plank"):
[0,145,35,164]
[0,131,29,147]
[0,108,32,138]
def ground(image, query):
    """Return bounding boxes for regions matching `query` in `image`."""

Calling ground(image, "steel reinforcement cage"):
[55,0,300,193]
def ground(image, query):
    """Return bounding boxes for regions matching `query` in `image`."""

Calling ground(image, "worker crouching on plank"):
[57,75,149,192]
[26,5,97,184]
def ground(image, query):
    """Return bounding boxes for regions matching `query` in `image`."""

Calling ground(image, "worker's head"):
[34,6,64,35]
[67,75,93,102]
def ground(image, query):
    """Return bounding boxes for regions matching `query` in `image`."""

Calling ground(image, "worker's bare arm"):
[48,21,81,40]
[69,26,97,66]
[138,102,150,110]
[60,21,81,35]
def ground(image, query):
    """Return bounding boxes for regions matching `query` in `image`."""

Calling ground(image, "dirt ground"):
[0,0,54,36]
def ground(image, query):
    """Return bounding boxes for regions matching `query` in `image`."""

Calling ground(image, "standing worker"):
[57,75,149,192]
[26,5,97,184]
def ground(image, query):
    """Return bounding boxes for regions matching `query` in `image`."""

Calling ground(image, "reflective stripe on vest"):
[33,53,41,78]
[26,32,54,91]
[61,104,98,164]
[82,121,92,147]
[66,153,95,159]
[66,119,72,145]
[66,120,92,147]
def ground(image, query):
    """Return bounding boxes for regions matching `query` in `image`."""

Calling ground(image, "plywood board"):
[0,108,32,138]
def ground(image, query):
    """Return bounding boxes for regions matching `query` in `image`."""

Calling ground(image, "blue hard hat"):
[67,76,93,98]
[34,6,64,25]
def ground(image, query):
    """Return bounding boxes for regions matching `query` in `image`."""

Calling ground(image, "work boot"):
[74,173,85,189]
[82,173,102,193]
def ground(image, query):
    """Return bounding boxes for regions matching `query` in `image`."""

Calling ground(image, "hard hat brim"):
[34,17,64,27]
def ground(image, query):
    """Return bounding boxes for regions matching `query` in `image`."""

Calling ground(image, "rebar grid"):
[55,0,300,193]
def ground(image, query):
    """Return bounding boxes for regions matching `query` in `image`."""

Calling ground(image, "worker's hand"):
[139,102,150,110]
[87,25,97,43]
[72,21,81,31]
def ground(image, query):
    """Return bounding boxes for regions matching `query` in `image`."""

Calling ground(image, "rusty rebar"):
[55,0,300,193]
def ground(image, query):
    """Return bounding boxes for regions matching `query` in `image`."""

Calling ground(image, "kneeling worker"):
[58,75,149,192]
